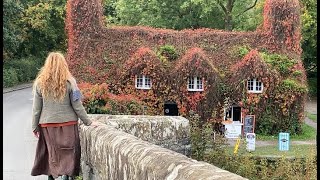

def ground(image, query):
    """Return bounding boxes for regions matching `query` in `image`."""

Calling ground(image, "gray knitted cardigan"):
[32,77,92,132]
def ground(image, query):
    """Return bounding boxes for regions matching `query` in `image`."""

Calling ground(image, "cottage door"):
[233,106,241,122]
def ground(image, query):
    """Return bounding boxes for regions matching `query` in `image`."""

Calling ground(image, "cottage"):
[66,0,307,135]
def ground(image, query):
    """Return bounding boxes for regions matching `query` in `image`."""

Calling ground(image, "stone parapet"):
[79,122,247,180]
[88,115,191,156]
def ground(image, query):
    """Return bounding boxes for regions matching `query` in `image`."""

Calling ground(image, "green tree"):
[300,0,317,77]
[110,0,225,30]
[213,0,259,30]
[3,0,24,61]
[232,0,264,31]
[107,0,260,31]
[18,0,67,58]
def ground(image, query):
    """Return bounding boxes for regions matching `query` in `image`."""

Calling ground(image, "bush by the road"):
[3,68,19,88]
[10,57,41,82]
[307,77,317,97]
[3,56,44,88]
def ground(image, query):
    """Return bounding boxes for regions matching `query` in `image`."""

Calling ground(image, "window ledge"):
[136,87,151,90]
[188,89,204,92]
[247,91,263,93]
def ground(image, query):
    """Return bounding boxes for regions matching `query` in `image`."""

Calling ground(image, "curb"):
[3,83,33,94]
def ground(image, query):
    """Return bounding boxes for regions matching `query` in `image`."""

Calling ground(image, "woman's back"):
[31,52,92,132]
[31,52,98,180]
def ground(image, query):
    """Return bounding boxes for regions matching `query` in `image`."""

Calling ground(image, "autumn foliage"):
[262,0,302,54]
[78,83,145,115]
[66,0,307,134]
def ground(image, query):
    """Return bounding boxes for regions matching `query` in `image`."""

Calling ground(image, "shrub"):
[237,46,250,58]
[3,68,19,88]
[4,56,42,84]
[256,102,302,135]
[189,117,317,180]
[307,77,317,97]
[78,83,145,115]
[103,94,145,115]
[260,52,297,76]
[279,78,308,94]
[188,111,206,160]
[292,70,302,77]
[256,107,277,135]
[12,57,41,82]
[157,45,178,62]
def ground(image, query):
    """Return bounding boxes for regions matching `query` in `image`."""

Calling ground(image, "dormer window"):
[188,77,204,91]
[247,79,263,93]
[135,75,151,89]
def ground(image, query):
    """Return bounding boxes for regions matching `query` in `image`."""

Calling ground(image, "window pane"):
[145,77,151,88]
[197,77,203,89]
[256,81,262,91]
[135,75,143,88]
[248,79,254,91]
[188,77,194,89]
[137,78,143,87]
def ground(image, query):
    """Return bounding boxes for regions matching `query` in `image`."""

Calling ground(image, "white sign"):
[246,133,256,151]
[224,122,243,139]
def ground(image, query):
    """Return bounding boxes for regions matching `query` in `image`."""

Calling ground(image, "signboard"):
[224,121,243,139]
[243,115,255,136]
[246,133,256,152]
[279,133,290,151]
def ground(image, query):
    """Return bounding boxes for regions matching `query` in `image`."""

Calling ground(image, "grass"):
[75,176,83,180]
[306,112,317,122]
[229,144,317,158]
[256,123,316,141]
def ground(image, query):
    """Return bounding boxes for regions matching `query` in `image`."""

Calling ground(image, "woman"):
[31,52,100,180]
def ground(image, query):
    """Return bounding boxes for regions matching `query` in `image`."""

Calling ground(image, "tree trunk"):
[225,14,233,31]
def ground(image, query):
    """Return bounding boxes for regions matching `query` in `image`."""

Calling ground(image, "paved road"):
[3,87,48,180]
[304,98,317,130]
[305,98,317,115]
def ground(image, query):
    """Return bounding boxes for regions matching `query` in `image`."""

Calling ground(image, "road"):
[3,87,47,180]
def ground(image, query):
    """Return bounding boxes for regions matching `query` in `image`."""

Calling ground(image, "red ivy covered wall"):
[66,0,307,134]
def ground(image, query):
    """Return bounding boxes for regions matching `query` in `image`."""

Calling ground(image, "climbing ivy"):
[67,0,306,134]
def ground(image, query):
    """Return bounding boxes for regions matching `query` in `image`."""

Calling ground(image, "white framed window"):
[247,79,263,93]
[188,77,204,91]
[135,75,151,89]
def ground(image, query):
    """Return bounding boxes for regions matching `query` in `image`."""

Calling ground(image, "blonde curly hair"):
[33,52,72,102]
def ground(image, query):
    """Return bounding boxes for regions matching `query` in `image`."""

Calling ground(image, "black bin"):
[164,101,178,116]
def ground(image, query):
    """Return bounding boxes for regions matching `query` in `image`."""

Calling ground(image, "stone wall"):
[80,115,247,180]
[89,115,191,156]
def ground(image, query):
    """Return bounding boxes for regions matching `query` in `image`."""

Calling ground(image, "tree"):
[109,0,225,30]
[18,0,67,58]
[300,0,317,77]
[106,0,260,31]
[215,0,258,30]
[232,0,264,31]
[3,0,24,61]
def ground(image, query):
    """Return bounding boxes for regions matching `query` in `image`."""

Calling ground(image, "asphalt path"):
[3,87,48,180]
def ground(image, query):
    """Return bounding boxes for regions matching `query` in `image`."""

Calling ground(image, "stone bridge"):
[80,115,247,180]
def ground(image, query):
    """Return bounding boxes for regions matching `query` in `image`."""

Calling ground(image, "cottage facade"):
[66,0,307,135]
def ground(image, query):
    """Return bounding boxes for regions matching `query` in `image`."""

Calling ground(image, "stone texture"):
[88,115,191,155]
[80,116,247,180]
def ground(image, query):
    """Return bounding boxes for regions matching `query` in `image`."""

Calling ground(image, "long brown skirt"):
[31,124,81,178]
